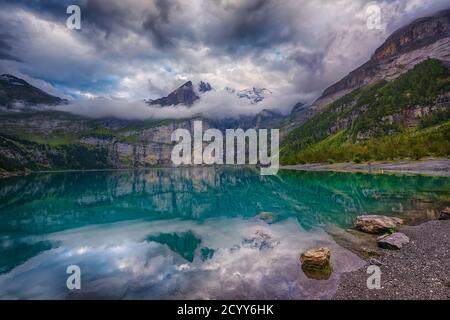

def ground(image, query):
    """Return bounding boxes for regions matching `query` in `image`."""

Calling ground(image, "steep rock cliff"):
[314,9,450,108]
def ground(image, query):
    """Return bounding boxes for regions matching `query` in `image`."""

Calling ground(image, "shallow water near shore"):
[0,168,449,299]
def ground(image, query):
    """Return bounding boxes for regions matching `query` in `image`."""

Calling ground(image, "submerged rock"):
[300,247,333,280]
[377,232,410,250]
[324,225,382,258]
[355,215,403,234]
[439,207,450,220]
[256,212,279,224]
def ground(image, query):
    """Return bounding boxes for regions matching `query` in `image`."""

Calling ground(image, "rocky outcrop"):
[315,9,450,108]
[300,247,333,280]
[439,207,450,220]
[198,81,212,93]
[377,232,410,250]
[355,215,403,234]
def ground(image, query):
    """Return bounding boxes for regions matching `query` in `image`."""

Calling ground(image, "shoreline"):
[0,165,258,179]
[333,218,450,300]
[281,158,450,177]
[2,158,450,179]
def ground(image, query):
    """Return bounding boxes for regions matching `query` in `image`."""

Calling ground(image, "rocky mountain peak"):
[236,87,272,104]
[226,87,272,104]
[147,81,199,107]
[198,81,212,93]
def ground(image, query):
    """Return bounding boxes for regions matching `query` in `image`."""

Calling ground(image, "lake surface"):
[0,168,449,299]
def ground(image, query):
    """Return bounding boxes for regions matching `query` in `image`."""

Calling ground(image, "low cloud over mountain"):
[1,0,450,118]
[57,86,302,120]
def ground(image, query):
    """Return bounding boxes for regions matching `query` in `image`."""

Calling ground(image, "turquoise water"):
[0,168,448,299]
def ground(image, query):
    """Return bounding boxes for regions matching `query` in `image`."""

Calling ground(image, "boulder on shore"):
[355,215,403,234]
[377,232,410,250]
[439,207,450,220]
[300,247,333,280]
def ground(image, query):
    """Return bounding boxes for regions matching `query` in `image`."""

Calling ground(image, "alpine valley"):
[1,9,450,175]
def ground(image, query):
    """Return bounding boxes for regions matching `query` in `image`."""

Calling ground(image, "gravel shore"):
[333,220,450,300]
[281,158,450,177]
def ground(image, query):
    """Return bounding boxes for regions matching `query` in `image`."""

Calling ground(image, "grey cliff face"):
[315,9,450,108]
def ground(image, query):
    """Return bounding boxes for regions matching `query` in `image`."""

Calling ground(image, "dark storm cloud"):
[0,0,196,50]
[289,50,325,72]
[0,0,450,117]
[203,0,297,55]
[82,0,135,37]
[218,0,279,48]
[142,0,177,48]
[0,34,21,62]
[0,0,68,14]
[0,0,73,25]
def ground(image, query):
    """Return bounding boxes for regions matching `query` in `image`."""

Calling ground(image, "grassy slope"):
[281,59,450,165]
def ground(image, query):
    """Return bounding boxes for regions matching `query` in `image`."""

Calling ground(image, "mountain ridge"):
[0,74,64,109]
[314,8,450,109]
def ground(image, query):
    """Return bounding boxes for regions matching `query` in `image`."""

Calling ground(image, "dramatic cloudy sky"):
[0,0,449,118]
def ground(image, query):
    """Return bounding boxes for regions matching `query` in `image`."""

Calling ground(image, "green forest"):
[281,59,450,164]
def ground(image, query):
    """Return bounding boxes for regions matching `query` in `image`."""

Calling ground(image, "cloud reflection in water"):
[0,218,364,299]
